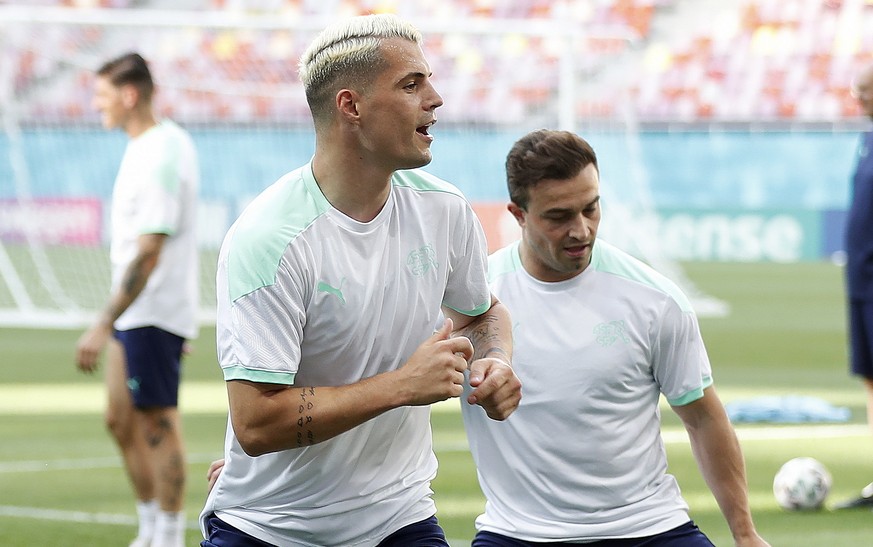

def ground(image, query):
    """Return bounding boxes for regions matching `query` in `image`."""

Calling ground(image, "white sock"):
[130,499,157,546]
[152,509,186,547]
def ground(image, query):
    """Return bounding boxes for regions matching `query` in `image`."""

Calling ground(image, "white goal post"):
[0,4,726,329]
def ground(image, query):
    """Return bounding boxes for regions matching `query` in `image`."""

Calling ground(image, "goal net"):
[0,4,727,329]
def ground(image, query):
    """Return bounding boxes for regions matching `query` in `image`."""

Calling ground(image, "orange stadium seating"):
[8,0,873,123]
[631,0,873,121]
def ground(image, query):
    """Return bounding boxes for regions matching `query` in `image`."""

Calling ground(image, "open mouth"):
[416,120,435,138]
[565,243,590,257]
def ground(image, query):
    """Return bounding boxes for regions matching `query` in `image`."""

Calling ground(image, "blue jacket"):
[846,131,873,300]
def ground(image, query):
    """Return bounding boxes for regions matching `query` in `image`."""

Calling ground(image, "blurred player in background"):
[834,61,873,510]
[199,14,520,547]
[463,129,770,547]
[75,52,200,547]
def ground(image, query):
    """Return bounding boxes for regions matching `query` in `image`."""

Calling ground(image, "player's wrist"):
[482,347,512,366]
[94,314,114,330]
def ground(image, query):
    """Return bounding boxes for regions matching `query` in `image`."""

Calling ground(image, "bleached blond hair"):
[298,14,422,122]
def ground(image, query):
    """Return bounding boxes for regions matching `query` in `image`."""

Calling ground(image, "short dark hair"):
[505,130,599,210]
[97,52,155,103]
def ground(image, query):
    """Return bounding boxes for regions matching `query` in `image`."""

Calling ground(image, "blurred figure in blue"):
[834,61,873,510]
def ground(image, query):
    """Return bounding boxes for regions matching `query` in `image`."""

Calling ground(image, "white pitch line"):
[439,424,871,452]
[0,505,201,530]
[0,452,220,474]
[662,423,870,443]
[0,456,121,473]
[0,505,137,526]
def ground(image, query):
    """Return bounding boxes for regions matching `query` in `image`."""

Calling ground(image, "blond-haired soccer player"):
[199,14,521,547]
[76,52,199,547]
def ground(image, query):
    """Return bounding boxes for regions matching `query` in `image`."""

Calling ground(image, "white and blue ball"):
[772,457,832,511]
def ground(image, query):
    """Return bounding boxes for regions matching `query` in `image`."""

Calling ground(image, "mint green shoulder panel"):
[226,164,329,301]
[392,168,465,198]
[591,241,694,313]
[487,241,522,283]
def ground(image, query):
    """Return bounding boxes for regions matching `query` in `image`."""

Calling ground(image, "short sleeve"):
[651,298,713,406]
[442,202,491,317]
[133,146,182,236]
[215,238,307,386]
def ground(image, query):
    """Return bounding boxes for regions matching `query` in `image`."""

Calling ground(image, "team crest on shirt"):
[593,320,630,346]
[406,245,438,276]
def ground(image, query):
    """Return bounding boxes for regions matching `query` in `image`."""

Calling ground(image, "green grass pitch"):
[1,261,872,545]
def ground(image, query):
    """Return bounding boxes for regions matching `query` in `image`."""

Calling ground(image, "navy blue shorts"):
[378,515,448,547]
[114,326,184,408]
[200,516,273,547]
[200,515,448,547]
[849,299,873,379]
[472,521,715,547]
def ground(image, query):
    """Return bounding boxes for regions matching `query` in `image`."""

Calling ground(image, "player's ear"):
[336,89,361,124]
[507,202,525,227]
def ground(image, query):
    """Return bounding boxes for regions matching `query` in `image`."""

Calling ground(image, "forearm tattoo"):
[101,254,150,324]
[460,314,508,362]
[296,387,316,447]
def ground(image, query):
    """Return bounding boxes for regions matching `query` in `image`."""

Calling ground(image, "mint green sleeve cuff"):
[667,375,714,407]
[222,365,296,385]
[443,299,491,317]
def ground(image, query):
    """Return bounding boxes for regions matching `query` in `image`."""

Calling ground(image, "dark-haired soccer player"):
[76,52,199,547]
[463,129,769,547]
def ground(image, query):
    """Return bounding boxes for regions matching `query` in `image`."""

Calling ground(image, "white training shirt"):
[462,239,713,542]
[110,119,199,339]
[201,162,491,546]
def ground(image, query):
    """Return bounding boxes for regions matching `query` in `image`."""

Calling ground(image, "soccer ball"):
[772,457,832,510]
